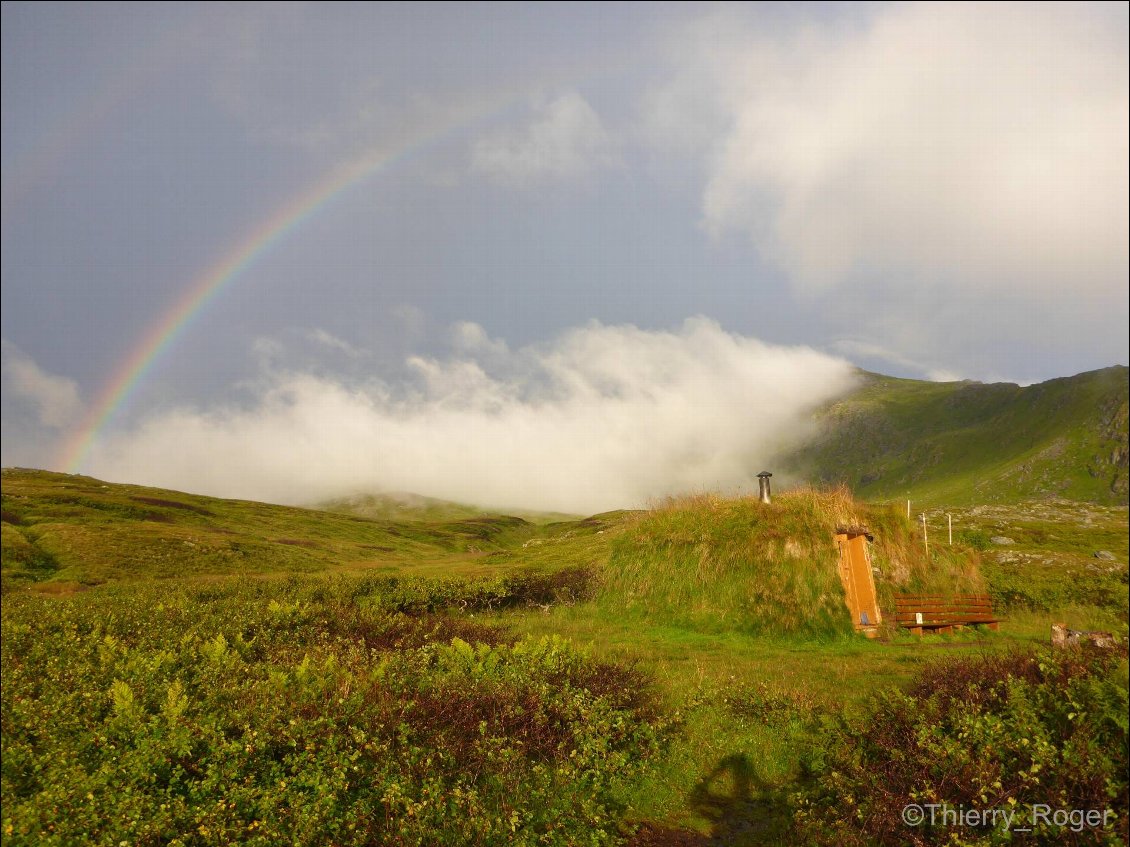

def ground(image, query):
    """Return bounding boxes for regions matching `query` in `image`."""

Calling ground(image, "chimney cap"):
[757,470,773,478]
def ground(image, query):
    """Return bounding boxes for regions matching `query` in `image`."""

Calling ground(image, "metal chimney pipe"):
[757,471,773,504]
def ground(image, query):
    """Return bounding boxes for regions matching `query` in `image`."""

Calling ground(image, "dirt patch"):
[27,581,91,597]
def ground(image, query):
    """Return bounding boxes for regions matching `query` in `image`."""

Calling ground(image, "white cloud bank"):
[82,319,855,514]
[651,2,1128,371]
[701,3,1127,290]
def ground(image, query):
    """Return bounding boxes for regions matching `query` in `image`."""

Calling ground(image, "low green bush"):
[1,577,661,846]
[958,528,992,551]
[793,648,1129,846]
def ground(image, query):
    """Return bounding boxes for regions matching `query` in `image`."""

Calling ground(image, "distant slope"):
[313,491,579,525]
[0,469,540,588]
[783,365,1128,505]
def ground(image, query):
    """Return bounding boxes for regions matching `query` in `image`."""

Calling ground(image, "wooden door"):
[836,532,882,630]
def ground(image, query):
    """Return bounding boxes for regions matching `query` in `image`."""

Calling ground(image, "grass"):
[312,490,580,525]
[489,605,1017,841]
[483,491,1127,841]
[600,488,984,639]
[785,365,1128,506]
[0,468,570,589]
[931,500,1130,638]
[2,469,1126,844]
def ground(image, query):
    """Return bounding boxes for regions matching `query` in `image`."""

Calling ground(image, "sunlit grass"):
[2,468,1125,842]
[598,487,984,639]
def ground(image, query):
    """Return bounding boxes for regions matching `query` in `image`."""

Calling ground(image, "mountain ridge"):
[781,364,1128,505]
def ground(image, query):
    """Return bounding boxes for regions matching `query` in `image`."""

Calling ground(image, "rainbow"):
[57,117,484,473]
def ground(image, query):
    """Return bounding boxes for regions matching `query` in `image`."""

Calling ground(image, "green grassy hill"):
[312,490,578,525]
[0,468,548,589]
[782,365,1128,506]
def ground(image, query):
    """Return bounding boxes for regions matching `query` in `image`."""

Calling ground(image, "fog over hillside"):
[81,319,856,514]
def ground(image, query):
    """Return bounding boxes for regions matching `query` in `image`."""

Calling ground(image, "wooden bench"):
[892,593,1001,635]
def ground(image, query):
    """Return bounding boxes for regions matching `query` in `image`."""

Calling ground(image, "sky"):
[2,2,1127,512]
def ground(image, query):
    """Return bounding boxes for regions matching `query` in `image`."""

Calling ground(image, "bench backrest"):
[892,593,997,624]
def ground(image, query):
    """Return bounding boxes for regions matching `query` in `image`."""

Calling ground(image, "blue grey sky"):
[2,2,1127,509]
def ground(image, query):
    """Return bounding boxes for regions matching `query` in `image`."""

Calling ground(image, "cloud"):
[81,319,855,514]
[703,3,1126,288]
[1,340,83,429]
[450,321,510,357]
[472,91,616,185]
[649,3,1128,371]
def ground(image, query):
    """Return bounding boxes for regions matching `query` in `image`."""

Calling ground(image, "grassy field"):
[2,469,1127,845]
[0,468,552,589]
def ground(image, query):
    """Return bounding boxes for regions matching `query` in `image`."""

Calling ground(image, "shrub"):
[958,528,992,551]
[1,578,662,846]
[793,648,1129,846]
